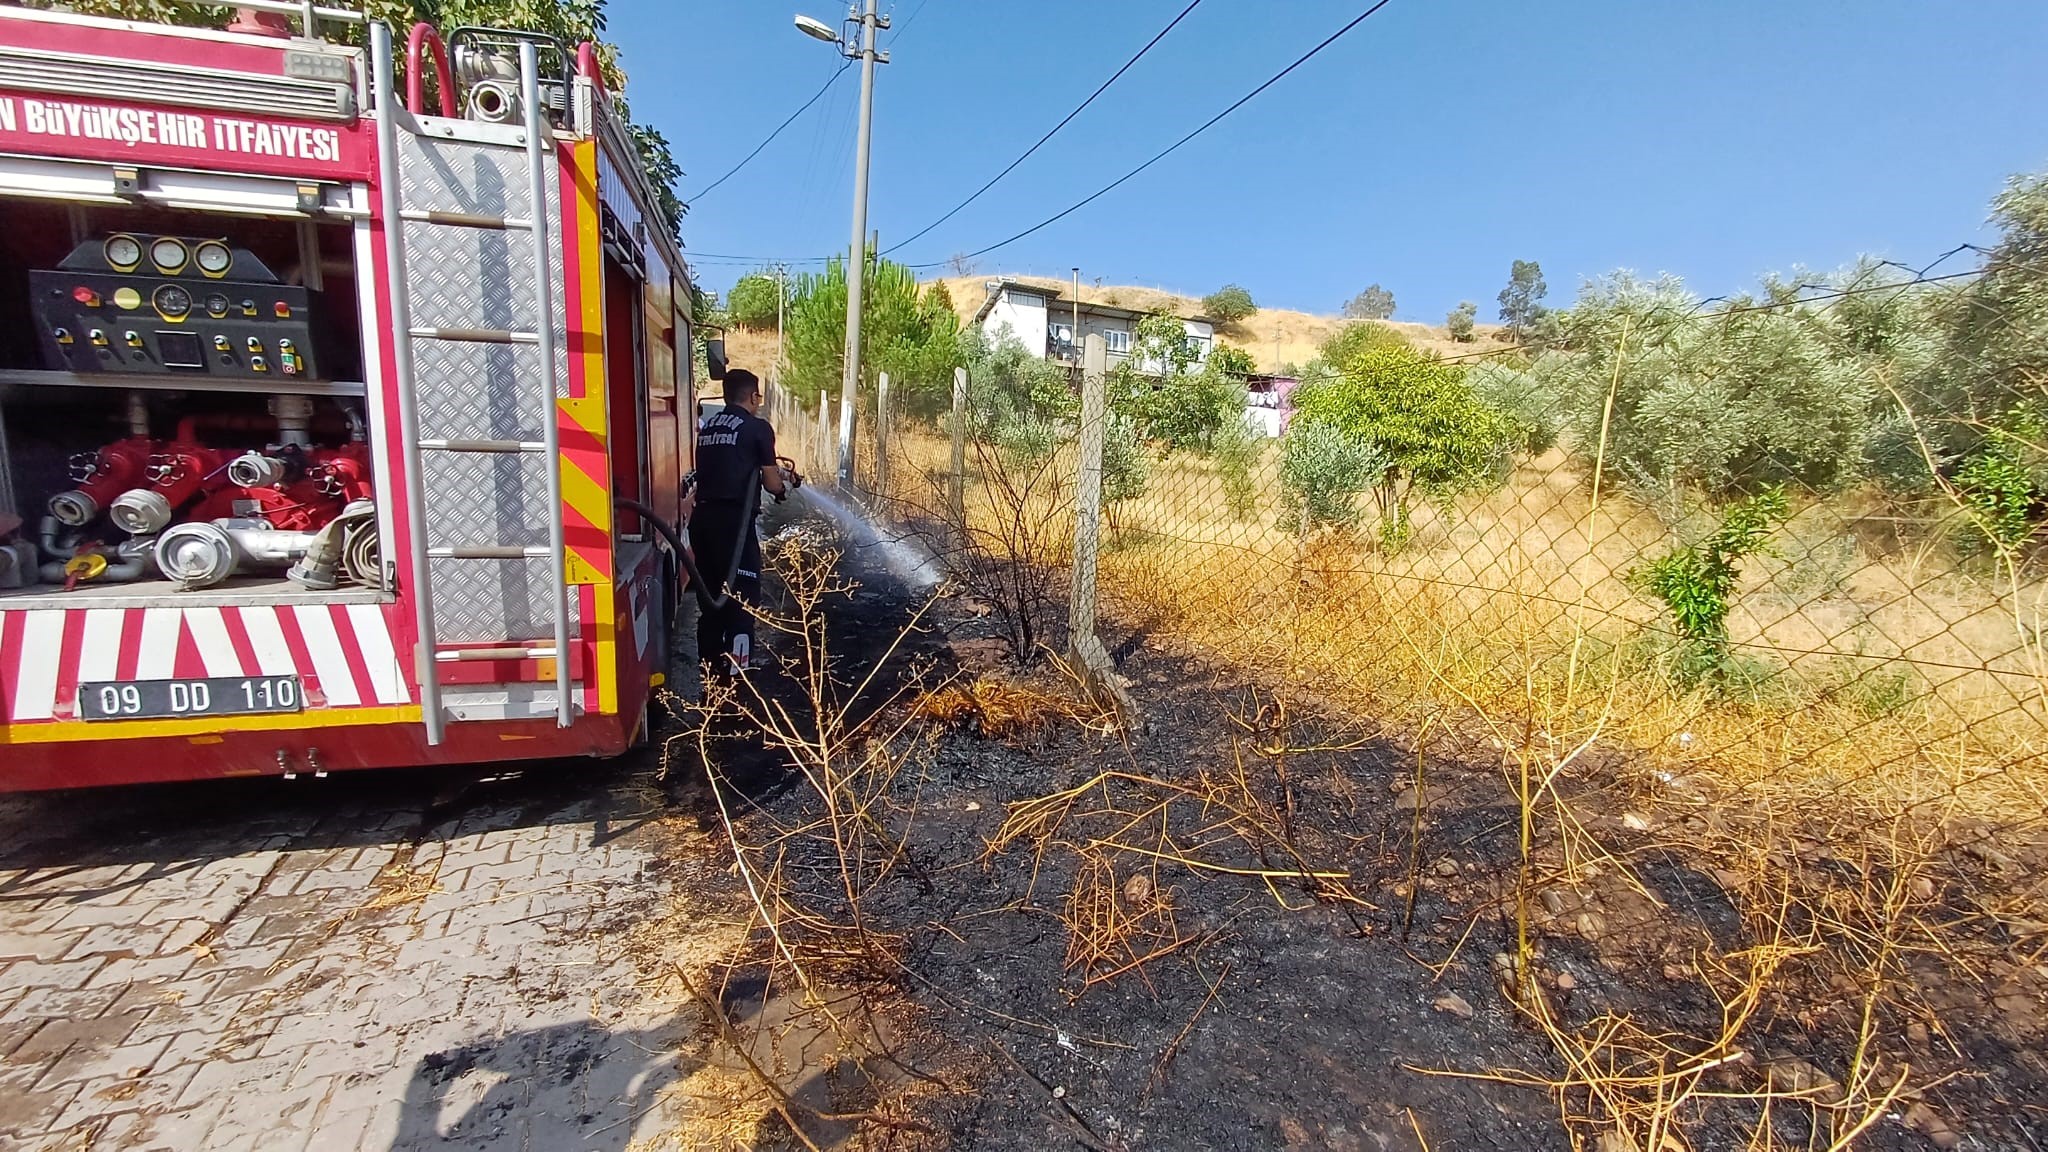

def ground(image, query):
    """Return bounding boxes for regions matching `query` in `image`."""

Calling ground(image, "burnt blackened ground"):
[670,513,1562,1151]
[674,508,2048,1151]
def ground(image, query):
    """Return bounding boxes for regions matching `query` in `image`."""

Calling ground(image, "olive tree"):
[1202,284,1257,325]
[1290,337,1512,547]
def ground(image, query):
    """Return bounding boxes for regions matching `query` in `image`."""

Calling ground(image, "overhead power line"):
[686,61,852,207]
[888,0,935,46]
[905,0,1398,269]
[881,0,1205,257]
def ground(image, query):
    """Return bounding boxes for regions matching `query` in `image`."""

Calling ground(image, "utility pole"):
[837,0,887,491]
[774,263,785,389]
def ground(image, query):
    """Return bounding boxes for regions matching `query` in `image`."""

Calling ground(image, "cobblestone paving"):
[0,760,716,1151]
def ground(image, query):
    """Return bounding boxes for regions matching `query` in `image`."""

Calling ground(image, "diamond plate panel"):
[412,339,547,443]
[422,449,552,547]
[397,131,570,397]
[398,132,529,216]
[428,556,563,643]
[396,129,582,645]
[422,451,565,643]
[407,226,540,333]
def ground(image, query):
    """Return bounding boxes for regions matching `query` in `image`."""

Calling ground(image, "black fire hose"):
[614,458,802,612]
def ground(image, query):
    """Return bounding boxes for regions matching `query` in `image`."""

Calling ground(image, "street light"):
[796,3,887,491]
[792,14,839,43]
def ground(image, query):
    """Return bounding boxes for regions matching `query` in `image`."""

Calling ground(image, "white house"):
[972,279,1214,372]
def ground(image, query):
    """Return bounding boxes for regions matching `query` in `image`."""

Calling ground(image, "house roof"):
[970,277,1214,327]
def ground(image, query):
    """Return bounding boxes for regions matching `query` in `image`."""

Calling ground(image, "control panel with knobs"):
[30,233,320,380]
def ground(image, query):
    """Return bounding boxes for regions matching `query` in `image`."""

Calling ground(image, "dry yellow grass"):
[713,326,781,385]
[854,411,2048,816]
[1094,449,2048,814]
[772,400,2047,1149]
[930,274,1496,370]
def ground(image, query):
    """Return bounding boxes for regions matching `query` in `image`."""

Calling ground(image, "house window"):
[1005,290,1044,307]
[1104,329,1131,354]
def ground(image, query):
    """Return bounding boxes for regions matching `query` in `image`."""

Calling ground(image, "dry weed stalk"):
[985,728,1368,995]
[661,536,952,1144]
[913,673,1117,742]
[895,433,1076,662]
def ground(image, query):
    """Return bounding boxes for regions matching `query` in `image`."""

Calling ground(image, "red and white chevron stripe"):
[0,602,410,723]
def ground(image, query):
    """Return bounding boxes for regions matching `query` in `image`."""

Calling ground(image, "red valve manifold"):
[49,436,158,522]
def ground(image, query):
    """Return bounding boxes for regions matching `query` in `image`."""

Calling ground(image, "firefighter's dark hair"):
[722,369,760,402]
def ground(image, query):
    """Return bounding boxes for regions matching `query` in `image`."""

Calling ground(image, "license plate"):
[79,675,304,721]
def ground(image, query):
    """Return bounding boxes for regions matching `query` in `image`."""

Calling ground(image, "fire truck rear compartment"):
[0,200,385,605]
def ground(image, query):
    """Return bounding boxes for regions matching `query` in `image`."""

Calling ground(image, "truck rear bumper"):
[0,712,634,791]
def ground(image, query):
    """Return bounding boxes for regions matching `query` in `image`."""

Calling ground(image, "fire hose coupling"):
[226,451,290,489]
[157,519,315,591]
[109,488,176,536]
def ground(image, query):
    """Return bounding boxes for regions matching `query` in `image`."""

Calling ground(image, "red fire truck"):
[0,2,701,789]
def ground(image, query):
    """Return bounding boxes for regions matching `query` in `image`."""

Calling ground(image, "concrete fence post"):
[1070,335,1107,655]
[1065,334,1134,723]
[874,371,891,502]
[950,366,967,527]
[818,390,833,482]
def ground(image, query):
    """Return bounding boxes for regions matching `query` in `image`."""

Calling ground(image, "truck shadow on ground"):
[0,749,671,908]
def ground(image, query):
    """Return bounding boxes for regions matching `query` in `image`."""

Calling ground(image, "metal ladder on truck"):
[370,26,574,745]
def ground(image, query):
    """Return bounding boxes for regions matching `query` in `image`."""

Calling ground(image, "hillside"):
[717,325,781,382]
[709,276,1502,383]
[931,274,1497,371]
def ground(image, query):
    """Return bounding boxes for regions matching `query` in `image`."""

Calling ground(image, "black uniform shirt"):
[695,405,777,505]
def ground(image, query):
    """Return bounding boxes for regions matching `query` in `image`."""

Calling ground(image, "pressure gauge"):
[152,283,193,320]
[194,241,233,277]
[103,234,143,272]
[149,237,189,274]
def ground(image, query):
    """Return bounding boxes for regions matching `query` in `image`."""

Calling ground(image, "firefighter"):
[689,369,786,678]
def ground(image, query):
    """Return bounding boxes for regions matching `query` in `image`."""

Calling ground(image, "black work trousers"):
[687,501,762,675]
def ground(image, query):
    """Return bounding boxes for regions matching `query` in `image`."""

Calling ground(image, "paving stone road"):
[0,757,730,1151]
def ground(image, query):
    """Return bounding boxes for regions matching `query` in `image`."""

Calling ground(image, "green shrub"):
[1290,337,1511,542]
[1211,417,1261,521]
[994,417,1062,468]
[1279,423,1385,531]
[1467,357,1562,457]
[1109,313,1243,453]
[1631,488,1789,684]
[1952,407,2046,556]
[1103,412,1149,519]
[1446,301,1477,342]
[726,272,784,331]
[1203,284,1257,325]
[962,329,1075,436]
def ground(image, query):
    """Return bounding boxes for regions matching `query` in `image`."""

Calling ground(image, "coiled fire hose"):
[614,457,804,611]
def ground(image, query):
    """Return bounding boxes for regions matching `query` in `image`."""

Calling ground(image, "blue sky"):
[611,0,2048,323]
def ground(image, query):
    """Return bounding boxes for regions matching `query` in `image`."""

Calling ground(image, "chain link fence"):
[770,254,2048,813]
[749,245,2048,1143]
